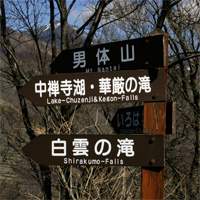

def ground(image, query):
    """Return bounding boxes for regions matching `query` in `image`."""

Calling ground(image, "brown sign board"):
[23,134,164,167]
[20,69,166,106]
[50,35,165,73]
[112,106,143,134]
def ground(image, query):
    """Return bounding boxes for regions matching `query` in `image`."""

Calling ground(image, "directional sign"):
[112,106,143,134]
[23,134,164,167]
[50,35,165,73]
[19,69,166,106]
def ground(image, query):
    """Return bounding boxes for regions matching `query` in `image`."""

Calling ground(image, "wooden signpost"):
[141,34,168,200]
[142,102,166,199]
[22,34,169,200]
[20,69,166,106]
[23,134,164,167]
[50,35,165,73]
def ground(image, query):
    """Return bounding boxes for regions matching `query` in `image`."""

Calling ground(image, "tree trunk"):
[40,166,52,200]
[56,0,69,50]
[49,0,57,60]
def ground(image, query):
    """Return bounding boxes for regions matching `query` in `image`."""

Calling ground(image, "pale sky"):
[5,0,200,31]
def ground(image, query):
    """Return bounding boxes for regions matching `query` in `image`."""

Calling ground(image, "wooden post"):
[141,34,168,200]
[141,102,166,199]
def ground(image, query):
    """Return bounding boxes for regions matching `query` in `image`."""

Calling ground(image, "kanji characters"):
[138,76,151,93]
[112,77,125,94]
[34,75,151,100]
[73,79,85,96]
[71,44,136,70]
[96,47,110,65]
[99,77,111,94]
[60,79,72,96]
[121,44,135,62]
[35,80,46,97]
[117,138,135,157]
[52,138,66,156]
[51,137,136,158]
[72,138,89,156]
[48,80,60,97]
[73,51,86,69]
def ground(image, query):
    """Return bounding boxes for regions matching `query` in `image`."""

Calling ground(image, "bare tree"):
[0,0,53,199]
[1,0,115,199]
[1,0,199,199]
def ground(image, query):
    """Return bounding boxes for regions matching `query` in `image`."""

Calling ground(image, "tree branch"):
[169,53,200,68]
[97,0,146,30]
[67,0,76,17]
[84,0,113,47]
[156,0,182,30]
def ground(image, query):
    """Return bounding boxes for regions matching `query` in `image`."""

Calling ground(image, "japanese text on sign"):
[73,45,134,70]
[22,134,164,167]
[112,106,144,134]
[34,76,151,98]
[52,138,135,158]
[50,35,165,73]
[51,137,135,165]
[20,69,166,105]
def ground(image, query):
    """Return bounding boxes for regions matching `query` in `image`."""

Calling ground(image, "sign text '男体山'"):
[50,35,165,73]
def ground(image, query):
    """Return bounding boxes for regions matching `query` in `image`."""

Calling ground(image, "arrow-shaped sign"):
[50,34,165,73]
[23,134,164,167]
[20,69,166,106]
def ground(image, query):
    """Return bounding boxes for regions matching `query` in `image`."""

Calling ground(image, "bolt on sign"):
[112,106,143,134]
[22,134,164,167]
[50,35,165,73]
[20,69,166,106]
